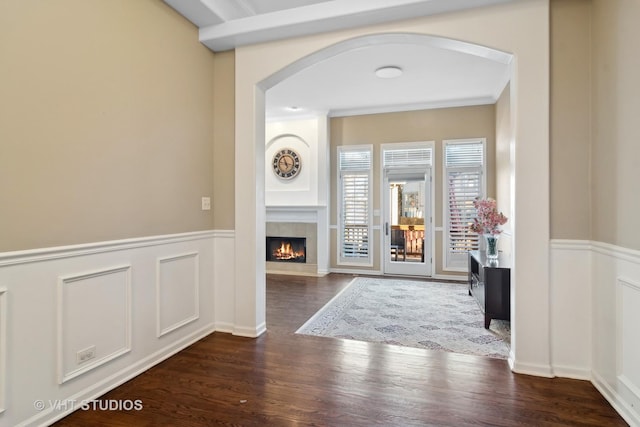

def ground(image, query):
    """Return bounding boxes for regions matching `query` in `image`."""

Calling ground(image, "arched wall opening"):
[232,2,550,375]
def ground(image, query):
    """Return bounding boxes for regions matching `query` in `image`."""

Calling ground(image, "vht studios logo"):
[34,399,143,412]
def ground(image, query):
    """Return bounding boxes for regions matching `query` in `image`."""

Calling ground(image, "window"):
[444,139,485,270]
[337,145,372,265]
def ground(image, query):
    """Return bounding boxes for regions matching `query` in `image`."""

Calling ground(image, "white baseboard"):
[328,268,464,282]
[266,269,327,277]
[592,370,640,427]
[552,365,591,381]
[329,267,382,276]
[432,273,467,282]
[511,360,554,378]
[214,322,235,334]
[233,322,267,338]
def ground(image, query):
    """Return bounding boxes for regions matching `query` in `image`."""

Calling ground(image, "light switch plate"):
[201,197,211,210]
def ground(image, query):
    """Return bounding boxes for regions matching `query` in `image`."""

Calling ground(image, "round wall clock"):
[272,148,302,179]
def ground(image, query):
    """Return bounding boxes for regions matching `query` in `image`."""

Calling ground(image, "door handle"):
[385,222,389,236]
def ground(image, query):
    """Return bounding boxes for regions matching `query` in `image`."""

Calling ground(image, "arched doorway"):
[233,16,551,375]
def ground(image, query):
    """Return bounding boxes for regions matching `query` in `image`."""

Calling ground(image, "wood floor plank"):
[54,273,627,426]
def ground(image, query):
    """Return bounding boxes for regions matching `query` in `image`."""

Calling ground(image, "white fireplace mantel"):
[266,205,326,223]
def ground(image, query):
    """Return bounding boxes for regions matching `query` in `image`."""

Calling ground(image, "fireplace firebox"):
[266,236,306,263]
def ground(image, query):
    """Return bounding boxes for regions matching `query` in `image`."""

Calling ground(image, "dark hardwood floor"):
[55,273,627,426]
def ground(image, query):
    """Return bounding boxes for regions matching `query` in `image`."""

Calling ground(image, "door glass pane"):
[389,178,425,264]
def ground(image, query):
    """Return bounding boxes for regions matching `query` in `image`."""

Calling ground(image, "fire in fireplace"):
[266,236,306,263]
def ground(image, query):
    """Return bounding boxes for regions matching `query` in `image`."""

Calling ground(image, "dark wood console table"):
[468,250,510,328]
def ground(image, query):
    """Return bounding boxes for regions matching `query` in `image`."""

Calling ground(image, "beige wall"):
[550,0,592,241]
[591,0,640,250]
[0,0,216,252]
[212,51,236,229]
[550,0,640,250]
[330,105,496,275]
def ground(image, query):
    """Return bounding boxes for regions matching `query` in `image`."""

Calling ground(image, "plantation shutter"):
[338,147,372,263]
[383,147,432,168]
[444,140,485,270]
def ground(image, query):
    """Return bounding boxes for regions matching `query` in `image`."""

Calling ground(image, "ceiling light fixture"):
[375,66,403,79]
[286,106,301,111]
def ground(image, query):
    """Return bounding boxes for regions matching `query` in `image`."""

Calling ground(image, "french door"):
[383,169,432,276]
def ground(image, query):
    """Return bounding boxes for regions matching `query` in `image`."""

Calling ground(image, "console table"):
[468,250,511,328]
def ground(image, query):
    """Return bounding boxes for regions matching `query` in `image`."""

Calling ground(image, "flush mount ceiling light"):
[375,66,403,79]
[286,106,301,111]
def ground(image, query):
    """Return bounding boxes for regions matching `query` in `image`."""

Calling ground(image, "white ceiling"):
[164,0,515,119]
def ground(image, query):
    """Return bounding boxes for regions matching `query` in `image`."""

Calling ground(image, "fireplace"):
[266,236,306,263]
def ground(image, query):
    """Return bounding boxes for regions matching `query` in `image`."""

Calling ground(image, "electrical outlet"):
[76,345,96,365]
[201,197,211,210]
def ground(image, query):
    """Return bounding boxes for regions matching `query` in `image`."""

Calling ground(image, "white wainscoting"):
[591,241,640,427]
[618,278,640,405]
[551,239,640,426]
[0,231,220,427]
[0,288,6,414]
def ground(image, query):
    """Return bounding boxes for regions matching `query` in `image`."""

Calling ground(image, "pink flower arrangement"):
[469,198,508,235]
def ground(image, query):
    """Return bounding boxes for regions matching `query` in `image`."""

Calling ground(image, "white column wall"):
[549,240,592,379]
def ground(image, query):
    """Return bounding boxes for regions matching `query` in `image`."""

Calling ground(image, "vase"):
[484,233,499,259]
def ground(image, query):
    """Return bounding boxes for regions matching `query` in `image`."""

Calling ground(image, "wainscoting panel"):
[591,241,640,426]
[0,231,217,427]
[549,240,591,379]
[0,288,6,414]
[618,278,640,403]
[156,253,199,337]
[57,266,132,384]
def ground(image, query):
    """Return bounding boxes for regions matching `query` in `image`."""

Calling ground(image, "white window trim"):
[442,138,486,272]
[337,144,373,266]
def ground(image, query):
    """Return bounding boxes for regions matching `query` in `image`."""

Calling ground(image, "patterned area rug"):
[296,277,511,359]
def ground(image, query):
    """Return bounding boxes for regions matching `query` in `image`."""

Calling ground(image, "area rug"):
[296,277,510,359]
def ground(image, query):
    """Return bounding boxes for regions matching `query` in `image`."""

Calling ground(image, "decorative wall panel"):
[57,266,132,383]
[156,252,199,337]
[618,278,640,400]
[0,288,6,413]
